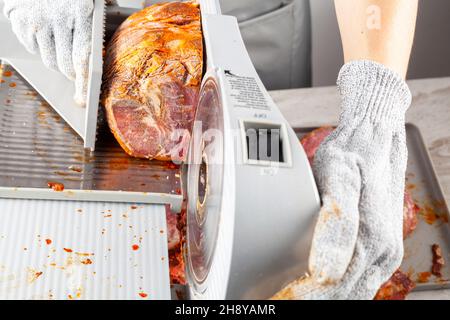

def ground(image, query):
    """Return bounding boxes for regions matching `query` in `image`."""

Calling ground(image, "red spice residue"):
[132,244,140,251]
[406,183,416,191]
[417,272,432,283]
[45,239,52,245]
[421,205,439,225]
[9,82,16,88]
[175,188,182,195]
[3,71,13,77]
[75,252,94,257]
[138,292,148,298]
[81,259,93,265]
[63,248,73,253]
[47,182,64,192]
[131,205,138,210]
[419,200,449,225]
[374,270,415,300]
[27,268,43,284]
[165,162,179,170]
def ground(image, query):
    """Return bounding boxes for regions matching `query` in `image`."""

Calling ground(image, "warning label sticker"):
[224,70,270,111]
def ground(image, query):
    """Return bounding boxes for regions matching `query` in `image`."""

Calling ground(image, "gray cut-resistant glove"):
[3,0,94,105]
[272,60,412,300]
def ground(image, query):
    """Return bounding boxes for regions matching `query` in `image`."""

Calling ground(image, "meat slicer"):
[0,0,320,300]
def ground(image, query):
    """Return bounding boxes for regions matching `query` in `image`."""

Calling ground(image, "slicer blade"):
[186,78,224,291]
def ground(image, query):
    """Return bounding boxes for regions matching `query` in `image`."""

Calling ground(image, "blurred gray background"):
[311,0,450,86]
[222,0,450,88]
[143,0,450,89]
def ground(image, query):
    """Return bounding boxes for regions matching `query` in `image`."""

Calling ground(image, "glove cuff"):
[337,60,412,127]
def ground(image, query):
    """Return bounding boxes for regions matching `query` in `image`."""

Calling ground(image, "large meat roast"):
[102,2,203,161]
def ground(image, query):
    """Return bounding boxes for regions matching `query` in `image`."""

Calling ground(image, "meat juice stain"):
[417,272,432,283]
[165,162,179,170]
[108,158,130,170]
[406,183,416,190]
[69,166,83,173]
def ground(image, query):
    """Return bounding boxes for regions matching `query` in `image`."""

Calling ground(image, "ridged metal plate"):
[0,63,182,210]
[0,199,170,300]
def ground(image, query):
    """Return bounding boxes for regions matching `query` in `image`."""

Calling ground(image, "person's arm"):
[272,1,418,300]
[335,0,418,78]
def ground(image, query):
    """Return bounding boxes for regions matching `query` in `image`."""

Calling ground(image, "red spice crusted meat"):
[374,270,416,300]
[102,2,203,161]
[300,127,334,165]
[431,244,445,278]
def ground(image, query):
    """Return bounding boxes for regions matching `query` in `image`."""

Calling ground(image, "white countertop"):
[270,77,450,300]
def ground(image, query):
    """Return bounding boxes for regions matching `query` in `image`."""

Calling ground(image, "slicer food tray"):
[0,62,182,211]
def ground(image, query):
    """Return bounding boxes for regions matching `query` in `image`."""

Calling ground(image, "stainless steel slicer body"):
[186,1,321,300]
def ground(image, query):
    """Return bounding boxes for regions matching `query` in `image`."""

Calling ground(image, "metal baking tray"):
[296,125,450,292]
[0,62,183,211]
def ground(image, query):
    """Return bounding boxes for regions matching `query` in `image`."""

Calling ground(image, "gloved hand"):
[3,0,94,105]
[272,60,412,300]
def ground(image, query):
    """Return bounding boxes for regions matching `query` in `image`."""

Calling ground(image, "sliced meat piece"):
[431,244,445,277]
[300,127,334,165]
[166,206,181,251]
[102,2,203,161]
[403,190,419,239]
[374,270,416,300]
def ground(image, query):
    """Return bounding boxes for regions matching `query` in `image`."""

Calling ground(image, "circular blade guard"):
[187,78,224,293]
